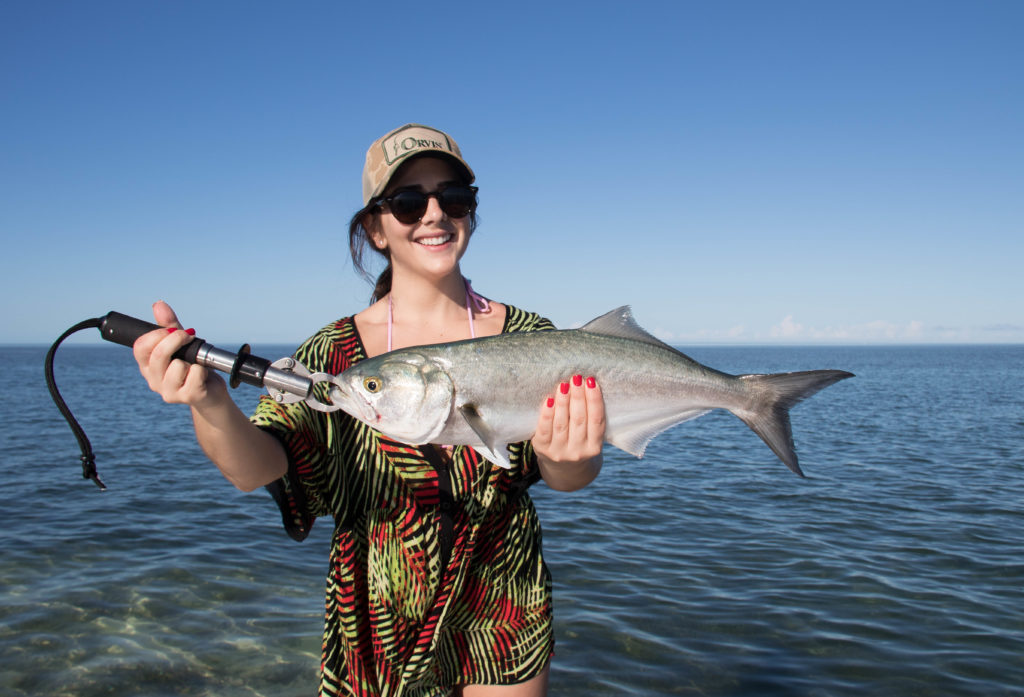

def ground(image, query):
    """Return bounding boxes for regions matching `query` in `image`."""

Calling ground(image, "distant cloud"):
[982,323,1024,333]
[770,315,804,338]
[777,317,928,342]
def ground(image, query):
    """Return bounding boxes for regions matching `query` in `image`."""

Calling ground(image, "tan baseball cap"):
[361,123,475,205]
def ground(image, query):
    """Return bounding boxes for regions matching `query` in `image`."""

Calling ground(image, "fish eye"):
[363,377,382,393]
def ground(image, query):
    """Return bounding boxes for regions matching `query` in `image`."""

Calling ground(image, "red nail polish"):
[560,382,570,395]
[546,397,555,408]
[587,376,596,389]
[572,375,583,387]
[166,328,177,334]
[185,328,196,336]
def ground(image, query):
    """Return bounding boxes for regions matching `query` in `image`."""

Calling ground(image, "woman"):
[133,123,605,697]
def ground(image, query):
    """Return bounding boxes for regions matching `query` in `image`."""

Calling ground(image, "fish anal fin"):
[607,408,712,459]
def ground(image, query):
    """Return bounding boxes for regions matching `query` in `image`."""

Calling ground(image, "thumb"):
[152,300,184,330]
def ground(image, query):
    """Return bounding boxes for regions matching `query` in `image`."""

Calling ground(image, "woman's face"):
[369,156,473,283]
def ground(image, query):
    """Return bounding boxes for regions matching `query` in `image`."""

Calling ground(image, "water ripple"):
[4,345,1024,695]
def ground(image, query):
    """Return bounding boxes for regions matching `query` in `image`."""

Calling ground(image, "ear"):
[362,214,387,250]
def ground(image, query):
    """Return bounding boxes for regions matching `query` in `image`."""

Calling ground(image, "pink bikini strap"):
[387,277,490,352]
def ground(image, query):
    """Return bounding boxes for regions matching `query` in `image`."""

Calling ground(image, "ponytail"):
[348,204,392,303]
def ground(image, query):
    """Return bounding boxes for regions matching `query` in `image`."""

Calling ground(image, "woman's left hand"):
[532,375,605,491]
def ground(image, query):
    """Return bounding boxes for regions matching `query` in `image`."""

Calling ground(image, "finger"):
[133,327,181,393]
[151,328,194,363]
[533,393,556,448]
[162,354,191,396]
[567,374,589,443]
[152,300,184,330]
[584,376,606,451]
[182,362,212,395]
[132,325,165,366]
[147,328,196,387]
[551,380,571,443]
[161,355,215,405]
[133,300,183,368]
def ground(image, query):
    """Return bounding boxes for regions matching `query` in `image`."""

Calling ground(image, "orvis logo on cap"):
[382,127,455,165]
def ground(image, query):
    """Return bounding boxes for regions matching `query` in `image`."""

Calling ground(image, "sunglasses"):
[375,185,478,225]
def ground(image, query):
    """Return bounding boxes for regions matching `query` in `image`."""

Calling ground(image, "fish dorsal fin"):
[579,306,675,351]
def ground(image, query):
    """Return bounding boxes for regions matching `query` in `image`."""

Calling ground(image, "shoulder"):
[502,304,556,333]
[293,315,363,373]
[353,301,388,358]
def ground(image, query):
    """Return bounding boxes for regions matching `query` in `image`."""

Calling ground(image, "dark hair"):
[348,202,392,302]
[348,160,478,302]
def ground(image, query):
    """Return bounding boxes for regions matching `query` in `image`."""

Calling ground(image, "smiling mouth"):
[416,233,453,247]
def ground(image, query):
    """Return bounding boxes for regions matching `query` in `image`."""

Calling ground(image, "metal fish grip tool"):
[45,311,348,489]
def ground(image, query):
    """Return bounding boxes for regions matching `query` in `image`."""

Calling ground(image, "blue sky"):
[2,1,1021,345]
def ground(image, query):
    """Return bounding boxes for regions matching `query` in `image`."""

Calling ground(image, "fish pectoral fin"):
[458,404,512,469]
[608,408,712,459]
[471,445,512,469]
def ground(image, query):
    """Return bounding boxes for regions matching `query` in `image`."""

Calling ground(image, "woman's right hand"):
[132,300,228,409]
[131,301,287,491]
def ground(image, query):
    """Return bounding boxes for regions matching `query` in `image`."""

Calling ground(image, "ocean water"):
[2,342,1022,696]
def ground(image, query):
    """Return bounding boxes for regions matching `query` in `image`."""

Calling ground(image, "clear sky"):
[2,1,1021,346]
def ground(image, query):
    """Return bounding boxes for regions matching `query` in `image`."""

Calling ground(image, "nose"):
[419,192,447,223]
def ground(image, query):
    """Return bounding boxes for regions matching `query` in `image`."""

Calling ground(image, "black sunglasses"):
[375,185,478,225]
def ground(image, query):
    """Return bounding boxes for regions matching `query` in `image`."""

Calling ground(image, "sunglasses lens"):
[438,186,476,219]
[388,191,429,224]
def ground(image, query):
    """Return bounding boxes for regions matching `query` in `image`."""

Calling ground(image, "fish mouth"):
[327,383,380,424]
[326,384,349,412]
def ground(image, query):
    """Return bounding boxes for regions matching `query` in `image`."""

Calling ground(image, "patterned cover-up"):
[251,305,556,697]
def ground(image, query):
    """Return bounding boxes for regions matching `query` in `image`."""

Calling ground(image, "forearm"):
[190,397,288,492]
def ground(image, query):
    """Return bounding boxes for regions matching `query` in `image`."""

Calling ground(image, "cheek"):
[455,219,473,247]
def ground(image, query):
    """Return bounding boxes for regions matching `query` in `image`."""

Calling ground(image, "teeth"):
[418,234,452,247]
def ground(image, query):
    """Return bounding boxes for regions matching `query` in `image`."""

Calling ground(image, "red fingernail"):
[546,397,555,408]
[185,328,196,336]
[560,382,570,395]
[572,375,583,387]
[166,328,177,334]
[587,376,596,389]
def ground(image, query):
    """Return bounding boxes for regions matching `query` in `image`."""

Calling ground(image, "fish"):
[327,306,853,476]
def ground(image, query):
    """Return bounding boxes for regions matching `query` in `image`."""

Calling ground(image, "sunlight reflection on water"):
[2,344,1022,696]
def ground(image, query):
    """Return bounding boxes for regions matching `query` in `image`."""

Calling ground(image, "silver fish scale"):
[429,327,745,452]
[336,307,853,474]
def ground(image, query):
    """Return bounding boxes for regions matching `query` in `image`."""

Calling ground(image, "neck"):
[389,269,473,331]
[389,271,466,314]
[384,271,478,352]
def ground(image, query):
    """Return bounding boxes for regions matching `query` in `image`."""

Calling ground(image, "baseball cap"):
[361,123,475,205]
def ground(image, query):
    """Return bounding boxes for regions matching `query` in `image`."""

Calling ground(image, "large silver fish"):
[328,307,853,476]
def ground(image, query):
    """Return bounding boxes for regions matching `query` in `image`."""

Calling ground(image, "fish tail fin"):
[734,370,854,477]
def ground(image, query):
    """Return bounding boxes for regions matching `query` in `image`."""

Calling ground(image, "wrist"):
[537,452,602,492]
[189,374,232,416]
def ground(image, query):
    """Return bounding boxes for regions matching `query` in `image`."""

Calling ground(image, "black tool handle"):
[99,311,204,363]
